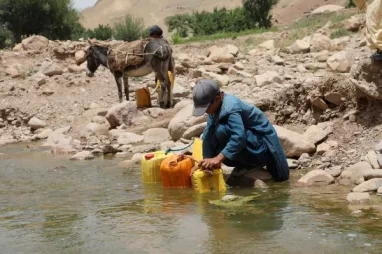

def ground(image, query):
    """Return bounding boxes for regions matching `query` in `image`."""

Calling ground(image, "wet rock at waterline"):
[70,151,95,160]
[339,162,373,184]
[353,178,382,193]
[346,193,372,205]
[298,170,334,186]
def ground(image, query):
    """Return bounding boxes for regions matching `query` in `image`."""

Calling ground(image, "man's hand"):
[198,153,225,171]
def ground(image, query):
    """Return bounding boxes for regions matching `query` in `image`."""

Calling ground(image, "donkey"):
[84,38,175,108]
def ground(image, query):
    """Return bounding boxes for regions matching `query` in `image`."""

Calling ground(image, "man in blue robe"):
[192,79,289,182]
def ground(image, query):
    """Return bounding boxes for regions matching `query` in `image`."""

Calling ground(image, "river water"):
[0,143,382,253]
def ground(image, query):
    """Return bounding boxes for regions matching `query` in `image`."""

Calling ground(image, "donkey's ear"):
[87,39,93,45]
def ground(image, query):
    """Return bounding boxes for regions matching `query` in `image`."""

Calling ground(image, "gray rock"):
[327,51,353,73]
[40,62,63,76]
[255,71,282,87]
[70,151,94,160]
[298,170,334,185]
[287,159,299,169]
[303,125,329,145]
[346,193,372,204]
[182,122,207,140]
[168,104,207,141]
[364,170,382,181]
[340,162,373,183]
[367,150,380,169]
[325,166,342,177]
[28,117,47,130]
[115,132,144,145]
[254,179,269,189]
[105,101,148,129]
[353,178,382,193]
[143,128,171,144]
[274,125,316,157]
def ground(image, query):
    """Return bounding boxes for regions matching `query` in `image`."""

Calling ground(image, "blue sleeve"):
[202,115,216,159]
[220,112,246,161]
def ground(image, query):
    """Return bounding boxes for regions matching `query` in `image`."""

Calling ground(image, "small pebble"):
[364,243,372,247]
[347,233,358,238]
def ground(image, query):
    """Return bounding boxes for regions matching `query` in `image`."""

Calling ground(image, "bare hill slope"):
[80,0,347,35]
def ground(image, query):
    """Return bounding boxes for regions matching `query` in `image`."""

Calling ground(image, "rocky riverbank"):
[1,12,382,204]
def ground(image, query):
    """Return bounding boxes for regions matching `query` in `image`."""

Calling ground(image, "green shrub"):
[0,26,13,49]
[87,24,113,40]
[171,33,183,44]
[112,14,147,41]
[346,0,356,8]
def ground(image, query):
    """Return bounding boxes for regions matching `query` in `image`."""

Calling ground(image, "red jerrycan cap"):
[145,153,154,160]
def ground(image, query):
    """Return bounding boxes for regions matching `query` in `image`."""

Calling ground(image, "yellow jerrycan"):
[191,138,227,194]
[141,151,173,183]
[135,87,152,108]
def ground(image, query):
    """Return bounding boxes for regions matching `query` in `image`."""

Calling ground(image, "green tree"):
[346,0,356,8]
[112,14,146,41]
[165,14,193,38]
[0,0,82,42]
[0,25,13,48]
[242,0,278,29]
[90,24,113,40]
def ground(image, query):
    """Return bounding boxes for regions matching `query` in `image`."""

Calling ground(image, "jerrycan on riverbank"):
[141,151,173,183]
[191,138,227,194]
[135,87,152,108]
[160,155,194,188]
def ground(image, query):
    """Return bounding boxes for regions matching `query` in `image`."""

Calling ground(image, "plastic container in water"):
[160,155,194,188]
[141,151,173,183]
[191,138,227,193]
[135,87,152,108]
[192,138,203,161]
[191,169,227,194]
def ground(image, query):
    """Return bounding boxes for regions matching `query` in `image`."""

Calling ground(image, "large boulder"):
[168,104,207,141]
[28,117,47,131]
[353,178,382,193]
[310,33,331,52]
[345,14,365,32]
[70,151,95,160]
[311,5,344,14]
[143,128,171,144]
[257,40,275,51]
[327,51,353,73]
[202,72,230,87]
[105,101,148,129]
[346,193,372,204]
[21,35,49,51]
[40,61,63,76]
[274,125,316,157]
[41,132,77,154]
[298,170,334,185]
[182,122,207,140]
[255,71,282,87]
[207,45,235,63]
[288,37,310,54]
[302,125,329,145]
[339,161,373,183]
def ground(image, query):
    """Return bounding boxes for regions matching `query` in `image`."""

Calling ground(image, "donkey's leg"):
[161,59,172,109]
[122,73,129,101]
[114,71,123,103]
[151,58,166,108]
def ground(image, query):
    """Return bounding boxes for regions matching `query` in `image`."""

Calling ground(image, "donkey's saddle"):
[107,38,150,71]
